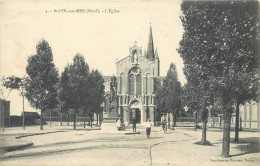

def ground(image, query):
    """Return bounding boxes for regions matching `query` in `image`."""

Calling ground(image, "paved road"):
[1,126,259,166]
[0,126,194,166]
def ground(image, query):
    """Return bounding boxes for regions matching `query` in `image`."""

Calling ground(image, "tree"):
[2,76,28,129]
[156,63,181,129]
[180,62,213,144]
[181,83,202,130]
[59,65,71,126]
[59,54,90,130]
[155,86,167,121]
[232,5,260,141]
[88,70,104,126]
[178,1,259,157]
[26,39,59,130]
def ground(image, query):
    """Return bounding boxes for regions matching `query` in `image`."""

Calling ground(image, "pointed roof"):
[155,48,159,59]
[146,24,155,61]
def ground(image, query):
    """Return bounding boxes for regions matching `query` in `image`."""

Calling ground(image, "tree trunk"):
[96,113,99,126]
[201,121,207,144]
[168,113,170,129]
[172,113,175,130]
[194,111,198,130]
[2,100,5,132]
[173,113,177,127]
[73,113,76,130]
[22,95,25,130]
[50,109,52,128]
[220,116,222,127]
[84,115,86,128]
[90,114,93,127]
[60,113,63,126]
[234,101,240,142]
[221,104,232,158]
[67,114,69,126]
[201,97,208,144]
[40,109,43,130]
[88,114,90,126]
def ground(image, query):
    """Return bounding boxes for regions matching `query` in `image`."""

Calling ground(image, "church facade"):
[103,26,164,126]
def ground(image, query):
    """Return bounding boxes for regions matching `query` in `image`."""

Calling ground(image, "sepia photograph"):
[0,0,259,165]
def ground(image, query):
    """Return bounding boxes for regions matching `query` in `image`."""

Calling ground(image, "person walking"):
[161,114,167,133]
[145,119,152,139]
[116,118,121,131]
[161,115,165,131]
[132,118,136,132]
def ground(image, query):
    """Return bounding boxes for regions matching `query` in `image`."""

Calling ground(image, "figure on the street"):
[161,114,167,133]
[132,118,136,132]
[116,118,121,131]
[161,115,164,130]
[145,119,152,139]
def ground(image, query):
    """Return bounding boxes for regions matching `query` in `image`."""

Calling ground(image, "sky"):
[0,0,186,115]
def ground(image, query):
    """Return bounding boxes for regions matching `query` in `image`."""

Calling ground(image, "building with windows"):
[102,25,164,126]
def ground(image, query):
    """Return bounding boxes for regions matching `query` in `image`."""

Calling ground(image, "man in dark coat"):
[133,118,136,132]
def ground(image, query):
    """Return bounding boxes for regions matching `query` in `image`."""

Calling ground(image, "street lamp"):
[184,106,188,112]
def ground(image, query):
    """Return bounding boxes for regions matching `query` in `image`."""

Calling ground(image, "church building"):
[102,25,164,126]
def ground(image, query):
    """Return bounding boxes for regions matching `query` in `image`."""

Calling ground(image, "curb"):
[1,142,34,153]
[1,130,67,153]
[125,131,141,135]
[15,130,66,139]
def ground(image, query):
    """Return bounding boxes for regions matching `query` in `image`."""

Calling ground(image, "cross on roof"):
[134,41,137,45]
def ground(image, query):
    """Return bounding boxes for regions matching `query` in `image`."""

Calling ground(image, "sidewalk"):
[152,127,260,166]
[0,125,100,153]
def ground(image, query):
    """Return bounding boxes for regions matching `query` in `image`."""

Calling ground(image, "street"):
[0,125,259,166]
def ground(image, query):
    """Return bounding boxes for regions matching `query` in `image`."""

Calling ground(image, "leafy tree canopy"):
[26,39,59,111]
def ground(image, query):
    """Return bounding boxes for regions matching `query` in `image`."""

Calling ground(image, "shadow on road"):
[1,144,146,160]
[230,137,260,157]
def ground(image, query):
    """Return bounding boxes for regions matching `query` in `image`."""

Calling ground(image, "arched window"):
[128,67,142,96]
[120,73,124,93]
[129,74,134,95]
[146,73,150,94]
[136,74,142,95]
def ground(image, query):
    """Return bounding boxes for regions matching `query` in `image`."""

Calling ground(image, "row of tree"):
[2,39,105,130]
[178,1,259,158]
[155,63,181,129]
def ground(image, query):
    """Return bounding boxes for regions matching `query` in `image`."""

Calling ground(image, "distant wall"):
[0,99,10,127]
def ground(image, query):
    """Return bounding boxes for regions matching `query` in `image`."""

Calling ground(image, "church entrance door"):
[131,108,141,124]
[130,100,142,124]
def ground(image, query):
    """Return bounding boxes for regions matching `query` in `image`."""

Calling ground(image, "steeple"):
[146,24,155,61]
[155,48,159,59]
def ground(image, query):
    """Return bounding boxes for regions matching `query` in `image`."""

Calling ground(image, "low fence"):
[176,117,196,122]
[42,115,99,126]
[43,116,94,122]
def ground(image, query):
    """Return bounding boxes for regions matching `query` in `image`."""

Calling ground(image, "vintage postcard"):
[0,0,259,166]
